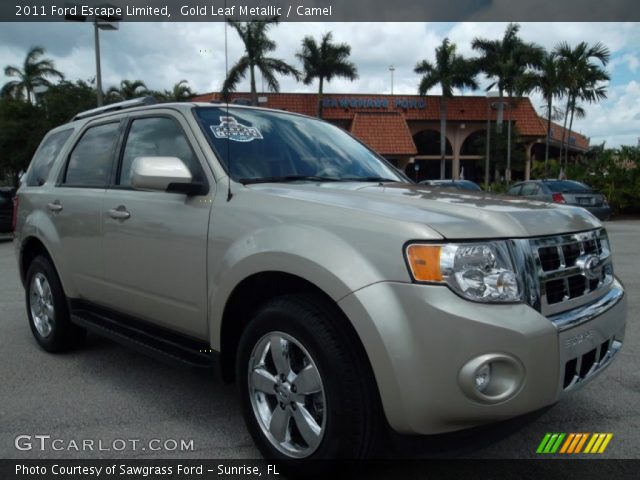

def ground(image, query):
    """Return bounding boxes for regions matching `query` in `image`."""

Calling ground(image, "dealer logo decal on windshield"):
[211,116,263,142]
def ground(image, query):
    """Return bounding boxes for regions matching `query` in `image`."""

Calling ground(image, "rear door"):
[49,121,121,300]
[100,111,214,338]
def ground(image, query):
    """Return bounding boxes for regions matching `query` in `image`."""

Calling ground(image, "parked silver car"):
[507,179,611,220]
[13,99,626,464]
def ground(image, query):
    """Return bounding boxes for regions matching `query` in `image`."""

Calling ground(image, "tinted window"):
[119,117,201,186]
[546,180,592,193]
[195,107,402,182]
[507,185,522,195]
[25,129,73,186]
[520,183,539,195]
[64,123,120,186]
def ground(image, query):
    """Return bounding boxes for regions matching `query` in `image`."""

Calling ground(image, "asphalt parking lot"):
[0,221,638,460]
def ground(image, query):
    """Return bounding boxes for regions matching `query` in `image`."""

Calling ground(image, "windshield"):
[195,107,405,184]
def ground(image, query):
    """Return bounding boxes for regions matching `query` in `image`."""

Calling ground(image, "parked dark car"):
[506,180,610,220]
[0,187,17,232]
[419,179,483,191]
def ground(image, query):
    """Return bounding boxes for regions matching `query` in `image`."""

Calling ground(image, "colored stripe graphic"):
[537,433,613,454]
[585,433,614,454]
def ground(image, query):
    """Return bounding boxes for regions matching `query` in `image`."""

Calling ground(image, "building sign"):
[322,97,426,110]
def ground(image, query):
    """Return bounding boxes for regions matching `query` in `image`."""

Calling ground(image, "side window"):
[507,184,522,196]
[520,183,538,196]
[64,123,120,187]
[119,117,201,186]
[25,129,73,186]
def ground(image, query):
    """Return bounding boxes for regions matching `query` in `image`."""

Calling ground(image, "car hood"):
[245,182,601,239]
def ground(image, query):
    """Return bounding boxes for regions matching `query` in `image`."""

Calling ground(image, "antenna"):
[224,0,233,201]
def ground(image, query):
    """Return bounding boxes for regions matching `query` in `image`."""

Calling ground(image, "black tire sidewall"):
[237,295,375,462]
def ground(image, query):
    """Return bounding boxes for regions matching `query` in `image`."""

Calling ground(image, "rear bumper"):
[339,279,626,434]
[582,205,611,220]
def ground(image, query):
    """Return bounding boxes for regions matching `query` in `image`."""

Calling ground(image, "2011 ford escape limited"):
[14,98,626,462]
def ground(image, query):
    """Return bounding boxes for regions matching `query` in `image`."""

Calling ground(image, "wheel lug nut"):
[291,385,297,393]
[279,402,286,410]
[280,374,286,381]
[290,402,297,410]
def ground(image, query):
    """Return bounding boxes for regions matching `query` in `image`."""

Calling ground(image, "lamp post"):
[389,65,395,95]
[65,7,120,106]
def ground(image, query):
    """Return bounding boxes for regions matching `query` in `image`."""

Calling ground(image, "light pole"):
[389,65,395,95]
[65,8,120,106]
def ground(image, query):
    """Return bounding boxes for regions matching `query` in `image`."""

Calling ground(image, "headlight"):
[405,241,522,303]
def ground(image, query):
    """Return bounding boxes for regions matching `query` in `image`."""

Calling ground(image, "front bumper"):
[338,279,626,435]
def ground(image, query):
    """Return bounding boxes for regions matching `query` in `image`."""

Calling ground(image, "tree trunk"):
[439,97,447,179]
[559,95,571,171]
[544,97,552,177]
[566,99,577,168]
[249,64,258,106]
[317,76,324,118]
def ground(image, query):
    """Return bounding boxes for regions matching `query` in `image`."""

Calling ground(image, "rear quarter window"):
[24,129,74,186]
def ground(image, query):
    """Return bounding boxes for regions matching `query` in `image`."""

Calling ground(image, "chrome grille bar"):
[528,229,614,318]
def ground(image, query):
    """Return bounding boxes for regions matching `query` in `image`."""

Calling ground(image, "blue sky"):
[1,21,638,147]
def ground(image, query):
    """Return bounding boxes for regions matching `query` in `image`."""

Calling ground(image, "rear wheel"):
[237,294,380,462]
[25,256,85,352]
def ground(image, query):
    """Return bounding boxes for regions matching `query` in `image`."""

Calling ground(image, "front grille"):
[529,229,614,316]
[562,338,621,390]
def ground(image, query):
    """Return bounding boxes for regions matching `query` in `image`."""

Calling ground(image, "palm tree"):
[2,46,63,104]
[296,32,358,118]
[472,23,544,182]
[105,80,149,102]
[163,80,195,102]
[414,38,478,179]
[222,17,300,106]
[555,41,609,168]
[519,51,565,176]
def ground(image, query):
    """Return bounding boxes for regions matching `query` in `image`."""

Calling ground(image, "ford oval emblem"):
[582,255,602,280]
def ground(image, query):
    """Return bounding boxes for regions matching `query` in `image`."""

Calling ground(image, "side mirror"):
[131,156,203,195]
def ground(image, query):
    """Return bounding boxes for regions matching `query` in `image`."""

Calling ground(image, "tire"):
[237,294,380,463]
[25,255,85,352]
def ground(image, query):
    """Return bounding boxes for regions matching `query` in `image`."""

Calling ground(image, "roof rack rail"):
[72,96,158,121]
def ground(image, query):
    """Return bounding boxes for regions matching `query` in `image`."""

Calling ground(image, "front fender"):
[207,223,387,350]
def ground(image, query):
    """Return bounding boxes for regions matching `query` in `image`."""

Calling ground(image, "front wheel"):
[237,294,380,462]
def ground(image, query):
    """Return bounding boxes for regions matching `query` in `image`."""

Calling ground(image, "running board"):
[69,302,219,373]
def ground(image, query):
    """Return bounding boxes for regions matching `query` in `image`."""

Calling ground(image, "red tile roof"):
[192,92,589,151]
[538,118,590,150]
[350,112,417,155]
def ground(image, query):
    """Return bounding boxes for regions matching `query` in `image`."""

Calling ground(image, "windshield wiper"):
[239,175,343,185]
[341,176,400,183]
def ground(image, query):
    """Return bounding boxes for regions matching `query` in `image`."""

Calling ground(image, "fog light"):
[458,353,525,404]
[475,363,491,392]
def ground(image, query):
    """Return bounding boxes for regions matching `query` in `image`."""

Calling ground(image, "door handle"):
[47,201,63,212]
[108,206,131,220]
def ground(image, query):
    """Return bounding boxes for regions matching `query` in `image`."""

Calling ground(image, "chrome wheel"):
[248,331,326,458]
[29,273,55,338]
